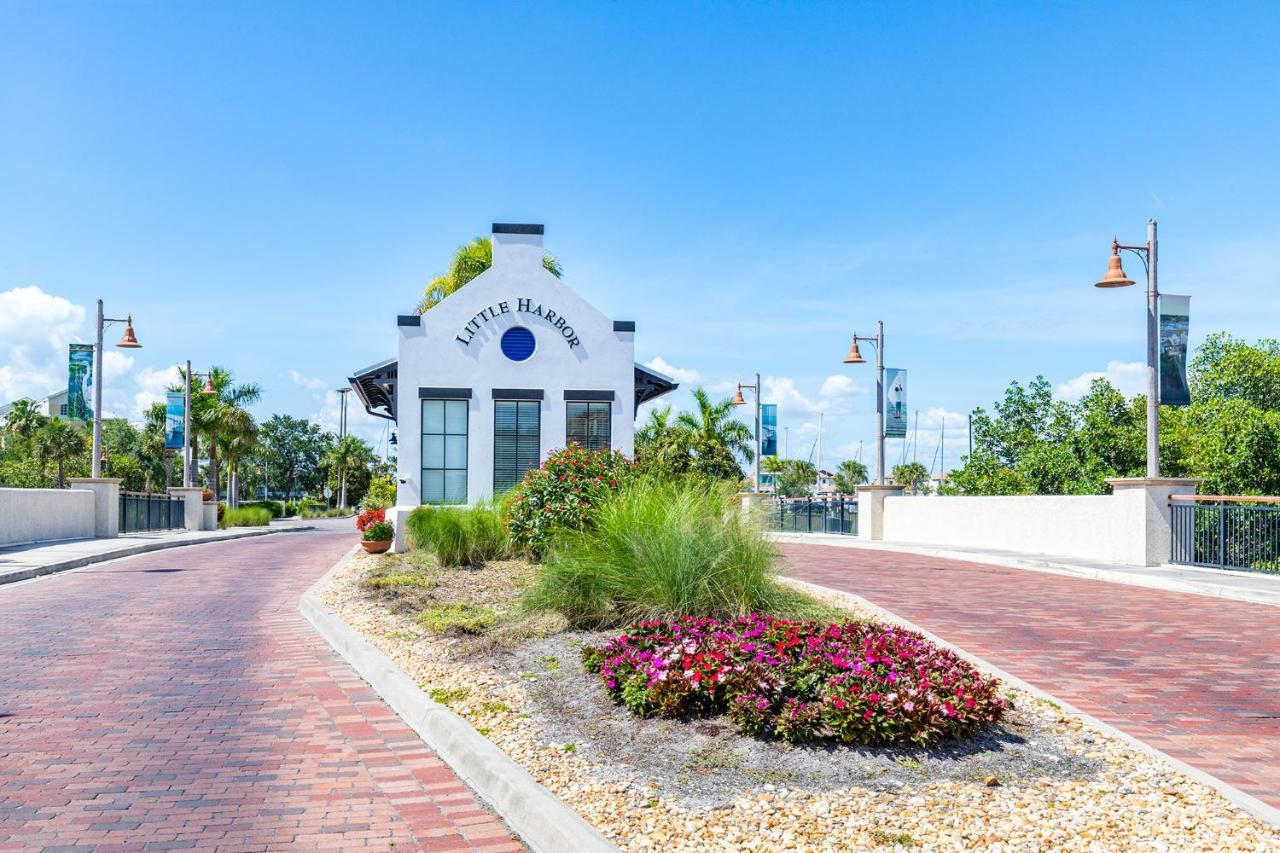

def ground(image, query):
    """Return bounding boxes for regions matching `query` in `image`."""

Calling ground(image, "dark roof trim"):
[492,223,544,235]
[491,388,544,400]
[349,358,398,422]
[564,390,615,401]
[633,363,679,406]
[613,320,635,332]
[419,387,472,399]
[397,314,421,327]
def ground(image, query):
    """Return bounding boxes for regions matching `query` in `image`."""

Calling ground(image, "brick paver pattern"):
[780,544,1280,811]
[0,532,522,852]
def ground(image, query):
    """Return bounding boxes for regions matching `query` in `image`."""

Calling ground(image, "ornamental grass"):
[221,506,272,527]
[407,501,509,567]
[522,477,799,627]
[583,615,1008,746]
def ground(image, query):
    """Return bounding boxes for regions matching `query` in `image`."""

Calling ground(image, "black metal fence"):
[767,496,858,536]
[1169,496,1280,574]
[119,491,186,534]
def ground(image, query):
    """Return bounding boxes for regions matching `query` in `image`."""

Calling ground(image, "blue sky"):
[4,2,1280,472]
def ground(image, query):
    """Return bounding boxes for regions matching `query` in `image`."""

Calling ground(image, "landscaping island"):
[322,450,1280,850]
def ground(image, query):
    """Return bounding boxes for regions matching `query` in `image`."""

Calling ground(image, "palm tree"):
[833,459,869,494]
[675,388,754,464]
[324,434,371,508]
[635,405,676,447]
[417,236,563,313]
[218,407,259,508]
[189,367,261,503]
[4,399,46,447]
[35,417,85,488]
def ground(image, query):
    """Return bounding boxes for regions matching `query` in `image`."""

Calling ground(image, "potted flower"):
[361,520,394,554]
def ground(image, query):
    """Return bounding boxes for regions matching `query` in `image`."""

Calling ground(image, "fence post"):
[1217,500,1226,569]
[67,478,123,538]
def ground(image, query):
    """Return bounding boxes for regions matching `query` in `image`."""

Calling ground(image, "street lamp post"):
[842,320,886,484]
[336,387,351,507]
[91,300,141,478]
[731,373,762,492]
[1095,219,1160,478]
[183,363,216,487]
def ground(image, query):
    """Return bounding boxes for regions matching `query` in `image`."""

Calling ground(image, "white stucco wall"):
[0,487,96,547]
[881,492,1149,565]
[396,227,636,505]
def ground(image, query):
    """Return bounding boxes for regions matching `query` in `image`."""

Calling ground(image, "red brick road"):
[779,543,1280,810]
[0,531,522,852]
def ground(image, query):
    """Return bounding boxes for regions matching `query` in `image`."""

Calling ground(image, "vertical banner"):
[1159,294,1191,406]
[67,343,94,421]
[884,368,908,437]
[760,403,777,457]
[165,391,186,449]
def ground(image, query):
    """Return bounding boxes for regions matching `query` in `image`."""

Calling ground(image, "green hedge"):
[223,506,272,527]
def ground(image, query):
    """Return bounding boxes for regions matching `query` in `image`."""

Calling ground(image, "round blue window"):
[500,326,536,362]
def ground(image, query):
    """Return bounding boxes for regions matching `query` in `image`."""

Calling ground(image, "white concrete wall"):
[881,493,1148,564]
[0,487,95,547]
[397,226,635,506]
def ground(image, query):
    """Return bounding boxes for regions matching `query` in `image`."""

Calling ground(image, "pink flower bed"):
[582,615,1008,745]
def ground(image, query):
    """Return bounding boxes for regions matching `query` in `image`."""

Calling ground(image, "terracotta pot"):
[361,539,391,554]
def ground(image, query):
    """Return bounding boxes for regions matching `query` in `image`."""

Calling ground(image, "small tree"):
[892,461,931,494]
[35,418,86,488]
[833,459,869,493]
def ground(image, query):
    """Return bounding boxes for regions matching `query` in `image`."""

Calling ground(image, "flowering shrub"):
[504,445,632,555]
[362,520,394,542]
[583,615,1008,746]
[356,507,386,532]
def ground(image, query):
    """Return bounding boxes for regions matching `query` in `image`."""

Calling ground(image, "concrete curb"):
[782,575,1280,830]
[0,525,316,587]
[768,532,1280,608]
[299,548,618,853]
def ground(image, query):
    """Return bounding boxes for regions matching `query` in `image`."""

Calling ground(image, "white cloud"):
[643,356,700,386]
[1055,361,1146,401]
[0,286,86,403]
[819,374,867,398]
[131,365,183,416]
[289,369,329,392]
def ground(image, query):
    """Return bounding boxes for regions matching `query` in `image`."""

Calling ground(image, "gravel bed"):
[322,551,1280,851]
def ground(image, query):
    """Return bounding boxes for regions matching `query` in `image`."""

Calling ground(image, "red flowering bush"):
[504,445,632,555]
[583,615,1008,746]
[356,507,386,532]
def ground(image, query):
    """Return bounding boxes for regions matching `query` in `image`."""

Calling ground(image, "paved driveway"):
[779,543,1280,811]
[0,531,521,852]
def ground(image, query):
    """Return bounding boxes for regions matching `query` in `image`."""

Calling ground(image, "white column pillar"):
[67,477,123,538]
[1106,477,1200,566]
[169,486,205,531]
[856,483,904,541]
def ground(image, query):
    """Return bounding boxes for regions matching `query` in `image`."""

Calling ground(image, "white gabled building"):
[349,223,677,506]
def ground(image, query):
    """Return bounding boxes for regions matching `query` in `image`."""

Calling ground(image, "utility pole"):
[815,412,824,493]
[336,388,350,508]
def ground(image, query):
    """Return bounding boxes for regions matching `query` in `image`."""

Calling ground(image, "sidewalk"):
[0,520,314,586]
[767,531,1280,607]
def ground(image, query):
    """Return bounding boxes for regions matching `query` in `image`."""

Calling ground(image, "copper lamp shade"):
[116,316,142,348]
[731,385,746,406]
[1096,242,1135,288]
[843,337,866,364]
[202,375,217,395]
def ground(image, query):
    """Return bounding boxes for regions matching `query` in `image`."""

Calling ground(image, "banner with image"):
[760,403,777,457]
[165,391,186,449]
[884,368,907,437]
[1159,294,1191,407]
[67,343,94,421]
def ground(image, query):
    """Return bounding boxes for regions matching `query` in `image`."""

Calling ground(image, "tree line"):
[0,366,392,507]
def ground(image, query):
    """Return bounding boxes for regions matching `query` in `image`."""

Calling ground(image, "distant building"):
[0,388,74,421]
[815,469,836,495]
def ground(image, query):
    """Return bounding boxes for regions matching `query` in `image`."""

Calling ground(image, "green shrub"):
[363,476,396,510]
[239,500,284,518]
[407,501,509,567]
[505,445,633,556]
[299,506,350,518]
[223,506,272,527]
[523,478,793,627]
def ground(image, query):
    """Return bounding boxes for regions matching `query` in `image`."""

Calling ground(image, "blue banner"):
[67,343,93,421]
[760,403,777,457]
[1159,294,1191,407]
[885,368,907,438]
[165,391,185,449]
